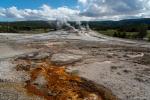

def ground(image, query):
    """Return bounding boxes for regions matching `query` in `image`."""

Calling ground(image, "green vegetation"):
[76,19,149,42]
[81,18,150,41]
[98,30,116,36]
[0,21,57,33]
[97,24,149,40]
[147,31,150,41]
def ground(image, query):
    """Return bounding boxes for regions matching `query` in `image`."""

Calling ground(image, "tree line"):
[0,19,150,41]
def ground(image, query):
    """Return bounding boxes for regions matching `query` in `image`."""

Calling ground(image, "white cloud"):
[0,4,87,21]
[1,0,150,21]
[78,0,150,20]
[0,8,6,17]
[78,0,87,5]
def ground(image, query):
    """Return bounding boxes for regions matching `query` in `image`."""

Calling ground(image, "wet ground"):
[0,30,150,100]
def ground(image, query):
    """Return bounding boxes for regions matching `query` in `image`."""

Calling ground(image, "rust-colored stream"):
[22,60,103,100]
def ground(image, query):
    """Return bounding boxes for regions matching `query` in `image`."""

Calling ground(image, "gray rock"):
[16,52,38,60]
[32,52,50,60]
[51,53,82,65]
[0,90,18,100]
[32,75,47,89]
[66,49,87,55]
[17,52,50,60]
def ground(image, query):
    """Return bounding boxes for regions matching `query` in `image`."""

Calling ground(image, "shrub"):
[137,24,148,39]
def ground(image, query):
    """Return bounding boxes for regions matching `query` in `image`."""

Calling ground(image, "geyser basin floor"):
[0,31,150,100]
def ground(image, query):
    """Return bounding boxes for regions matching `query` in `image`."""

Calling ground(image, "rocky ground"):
[0,30,150,100]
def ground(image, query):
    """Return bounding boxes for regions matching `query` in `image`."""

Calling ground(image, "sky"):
[0,0,150,21]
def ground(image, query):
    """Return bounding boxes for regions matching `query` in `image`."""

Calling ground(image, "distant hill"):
[0,20,56,29]
[1,18,150,27]
[0,18,150,33]
[0,20,58,33]
[85,18,150,29]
